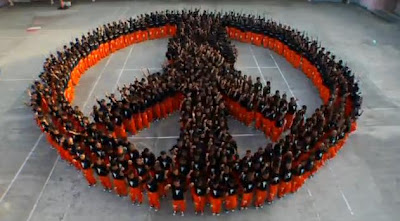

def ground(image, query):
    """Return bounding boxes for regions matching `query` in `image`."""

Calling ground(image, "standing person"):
[165,180,186,216]
[154,162,167,197]
[267,167,280,203]
[291,163,306,193]
[79,154,97,187]
[94,159,113,191]
[127,171,143,205]
[157,151,173,171]
[146,176,160,211]
[240,172,255,210]
[111,163,128,196]
[225,179,238,212]
[278,152,293,198]
[255,171,269,208]
[209,180,224,216]
[191,178,207,215]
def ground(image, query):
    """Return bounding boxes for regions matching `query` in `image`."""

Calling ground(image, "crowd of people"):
[28,9,362,215]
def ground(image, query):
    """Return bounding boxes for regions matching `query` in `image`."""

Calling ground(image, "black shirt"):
[172,186,185,200]
[157,156,172,170]
[243,181,255,193]
[94,164,109,176]
[128,177,140,188]
[282,170,293,182]
[154,170,165,182]
[271,173,280,185]
[147,180,158,192]
[135,165,147,177]
[257,179,269,190]
[194,185,207,196]
[80,159,91,170]
[111,169,124,180]
[227,186,237,196]
[210,187,223,198]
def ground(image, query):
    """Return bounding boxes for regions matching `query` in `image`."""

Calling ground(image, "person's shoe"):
[181,212,184,216]
[173,211,176,216]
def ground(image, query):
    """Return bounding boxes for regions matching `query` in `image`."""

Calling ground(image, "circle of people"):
[29,9,362,216]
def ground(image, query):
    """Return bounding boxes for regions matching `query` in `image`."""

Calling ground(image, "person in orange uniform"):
[225,180,238,212]
[240,172,255,209]
[209,181,224,216]
[146,176,160,211]
[255,171,269,208]
[111,163,128,196]
[166,180,186,216]
[192,178,207,215]
[291,164,306,193]
[94,159,113,191]
[127,171,143,205]
[79,154,97,186]
[267,168,280,204]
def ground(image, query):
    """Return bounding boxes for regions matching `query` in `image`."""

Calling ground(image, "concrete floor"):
[0,1,399,221]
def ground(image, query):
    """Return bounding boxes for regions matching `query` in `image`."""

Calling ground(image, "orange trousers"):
[135,114,143,130]
[241,192,253,208]
[123,119,137,135]
[114,125,127,139]
[284,114,295,130]
[255,112,263,130]
[210,196,222,214]
[173,200,186,212]
[193,195,206,213]
[99,175,113,190]
[142,112,150,128]
[129,187,143,203]
[255,190,267,207]
[291,175,305,193]
[113,179,128,196]
[225,195,238,211]
[82,168,97,186]
[267,184,278,202]
[148,192,160,209]
[278,181,292,198]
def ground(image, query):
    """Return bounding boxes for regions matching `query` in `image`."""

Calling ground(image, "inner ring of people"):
[29,9,362,216]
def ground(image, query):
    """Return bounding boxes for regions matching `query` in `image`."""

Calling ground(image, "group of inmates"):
[29,9,362,216]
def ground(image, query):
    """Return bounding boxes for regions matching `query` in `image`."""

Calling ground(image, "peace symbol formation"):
[29,10,362,215]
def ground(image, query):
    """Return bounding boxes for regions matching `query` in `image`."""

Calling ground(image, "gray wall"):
[358,0,400,12]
